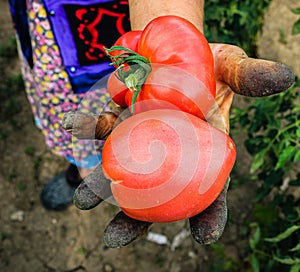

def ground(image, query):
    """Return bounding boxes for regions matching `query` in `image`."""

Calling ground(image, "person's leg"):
[40,164,83,211]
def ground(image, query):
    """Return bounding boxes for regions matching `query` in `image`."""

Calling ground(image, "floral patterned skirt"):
[9,0,130,168]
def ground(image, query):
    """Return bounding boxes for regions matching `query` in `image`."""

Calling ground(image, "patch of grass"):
[0,75,25,121]
[0,130,9,140]
[60,225,67,239]
[24,146,36,156]
[4,97,20,114]
[0,232,11,240]
[16,182,27,191]
[278,29,288,45]
[154,254,165,267]
[7,170,18,181]
[9,118,23,131]
[78,247,87,255]
[33,156,43,180]
[0,38,24,122]
[209,243,240,272]
[291,7,300,35]
[0,74,24,99]
[0,38,17,58]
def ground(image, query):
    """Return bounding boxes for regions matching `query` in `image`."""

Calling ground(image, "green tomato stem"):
[105,46,152,113]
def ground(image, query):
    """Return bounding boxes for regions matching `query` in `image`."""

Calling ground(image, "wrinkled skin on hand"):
[62,44,295,248]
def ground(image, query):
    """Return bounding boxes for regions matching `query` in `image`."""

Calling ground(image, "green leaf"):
[250,254,260,272]
[273,255,300,265]
[254,203,278,225]
[292,18,300,35]
[294,150,300,163]
[265,225,300,243]
[249,224,261,250]
[291,8,300,14]
[250,150,267,173]
[290,264,300,272]
[296,127,300,138]
[275,146,297,170]
[290,242,300,252]
[292,104,300,113]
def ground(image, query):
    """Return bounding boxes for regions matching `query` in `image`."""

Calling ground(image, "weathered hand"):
[63,109,153,248]
[188,43,294,244]
[207,43,294,134]
[62,43,294,248]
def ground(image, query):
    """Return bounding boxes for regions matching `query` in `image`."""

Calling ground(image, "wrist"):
[128,0,204,33]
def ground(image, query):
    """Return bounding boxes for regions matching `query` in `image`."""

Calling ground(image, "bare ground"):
[0,0,299,271]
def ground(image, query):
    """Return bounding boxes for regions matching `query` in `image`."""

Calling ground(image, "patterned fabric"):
[42,0,130,93]
[9,0,130,168]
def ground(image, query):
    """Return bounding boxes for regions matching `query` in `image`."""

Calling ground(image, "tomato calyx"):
[105,46,152,112]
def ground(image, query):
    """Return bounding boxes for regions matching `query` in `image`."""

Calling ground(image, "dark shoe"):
[40,165,82,211]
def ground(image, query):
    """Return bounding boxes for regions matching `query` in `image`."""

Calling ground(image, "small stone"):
[103,263,114,272]
[147,232,169,245]
[10,210,25,222]
[171,228,190,251]
[188,251,197,259]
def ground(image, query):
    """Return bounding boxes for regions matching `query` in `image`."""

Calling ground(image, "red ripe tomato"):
[107,15,216,119]
[102,109,236,223]
[107,73,128,108]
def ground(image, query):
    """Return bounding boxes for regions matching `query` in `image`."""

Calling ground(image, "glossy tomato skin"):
[107,73,128,108]
[134,16,216,119]
[107,16,216,119]
[102,110,236,223]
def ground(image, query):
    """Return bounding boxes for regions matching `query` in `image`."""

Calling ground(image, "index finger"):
[62,107,130,140]
[211,44,295,97]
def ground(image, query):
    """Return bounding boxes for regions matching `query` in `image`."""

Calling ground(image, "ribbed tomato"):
[102,109,236,223]
[106,15,216,119]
